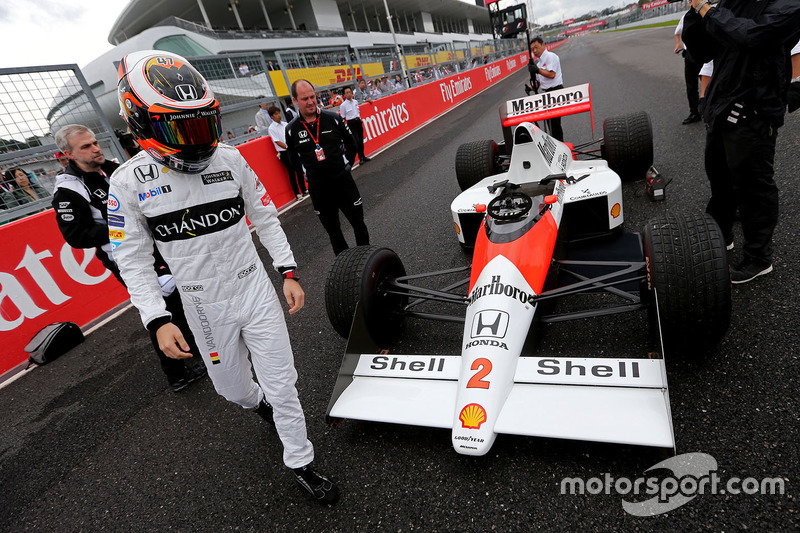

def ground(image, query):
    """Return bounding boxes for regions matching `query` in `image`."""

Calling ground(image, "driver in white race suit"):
[109,50,339,504]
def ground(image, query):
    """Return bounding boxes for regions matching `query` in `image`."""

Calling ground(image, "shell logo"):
[459,403,487,429]
[611,203,621,219]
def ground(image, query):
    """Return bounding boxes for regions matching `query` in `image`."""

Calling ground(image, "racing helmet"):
[117,50,221,173]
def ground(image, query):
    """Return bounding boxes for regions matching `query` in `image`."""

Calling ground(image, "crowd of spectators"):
[1,167,51,211]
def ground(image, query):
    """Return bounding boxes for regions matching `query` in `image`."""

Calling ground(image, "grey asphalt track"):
[2,27,798,531]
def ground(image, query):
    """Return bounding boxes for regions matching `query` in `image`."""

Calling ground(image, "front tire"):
[643,213,731,357]
[602,111,654,181]
[455,139,500,191]
[325,246,407,343]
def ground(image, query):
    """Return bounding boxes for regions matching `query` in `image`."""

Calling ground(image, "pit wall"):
[1,42,566,379]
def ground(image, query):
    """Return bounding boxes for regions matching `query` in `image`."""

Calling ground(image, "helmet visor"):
[150,110,222,148]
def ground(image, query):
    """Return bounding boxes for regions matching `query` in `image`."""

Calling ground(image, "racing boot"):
[292,464,340,504]
[254,399,274,426]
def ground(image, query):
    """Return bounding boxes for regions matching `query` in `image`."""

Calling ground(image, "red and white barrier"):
[0,46,568,379]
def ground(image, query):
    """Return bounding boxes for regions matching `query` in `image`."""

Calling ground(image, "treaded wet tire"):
[643,213,731,356]
[603,111,654,181]
[455,139,500,191]
[325,246,407,343]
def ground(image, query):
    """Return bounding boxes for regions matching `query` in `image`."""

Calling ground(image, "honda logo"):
[298,129,308,139]
[175,84,198,101]
[470,309,509,339]
[134,164,160,183]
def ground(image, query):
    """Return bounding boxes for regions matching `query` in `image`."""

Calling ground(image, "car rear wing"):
[499,83,594,146]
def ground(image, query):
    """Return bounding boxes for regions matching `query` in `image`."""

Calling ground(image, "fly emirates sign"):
[361,52,530,147]
[1,211,129,375]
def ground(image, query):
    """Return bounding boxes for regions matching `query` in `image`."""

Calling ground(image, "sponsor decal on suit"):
[201,171,234,185]
[134,164,160,183]
[147,196,245,241]
[107,214,125,228]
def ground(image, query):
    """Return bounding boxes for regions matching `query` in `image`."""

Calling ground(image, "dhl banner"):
[0,42,566,379]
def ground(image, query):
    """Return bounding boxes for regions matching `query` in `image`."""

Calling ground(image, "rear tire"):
[325,246,407,343]
[455,139,499,191]
[643,213,731,357]
[602,111,654,181]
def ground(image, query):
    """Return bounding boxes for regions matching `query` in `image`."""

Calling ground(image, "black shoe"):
[293,465,339,504]
[360,156,371,163]
[254,399,275,425]
[682,113,701,125]
[730,260,773,284]
[169,364,207,392]
[524,83,532,96]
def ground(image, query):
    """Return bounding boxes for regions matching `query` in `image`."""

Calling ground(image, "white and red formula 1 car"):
[323,85,732,456]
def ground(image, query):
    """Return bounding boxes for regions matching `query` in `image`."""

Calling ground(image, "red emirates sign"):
[642,0,669,9]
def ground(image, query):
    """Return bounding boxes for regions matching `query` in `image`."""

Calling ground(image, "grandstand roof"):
[109,0,490,44]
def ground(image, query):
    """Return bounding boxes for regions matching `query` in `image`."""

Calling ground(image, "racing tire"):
[602,111,654,182]
[325,246,408,343]
[455,139,500,191]
[643,213,731,357]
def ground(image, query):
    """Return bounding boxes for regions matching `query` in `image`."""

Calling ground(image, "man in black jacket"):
[285,79,369,255]
[51,124,206,391]
[683,0,800,284]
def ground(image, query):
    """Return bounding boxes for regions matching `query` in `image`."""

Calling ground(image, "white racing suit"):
[109,144,313,469]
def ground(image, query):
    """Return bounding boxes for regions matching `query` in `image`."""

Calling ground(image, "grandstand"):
[75,0,504,133]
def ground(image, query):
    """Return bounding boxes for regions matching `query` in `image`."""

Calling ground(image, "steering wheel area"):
[487,192,533,221]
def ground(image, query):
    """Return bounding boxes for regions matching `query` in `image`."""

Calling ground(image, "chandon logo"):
[147,196,245,242]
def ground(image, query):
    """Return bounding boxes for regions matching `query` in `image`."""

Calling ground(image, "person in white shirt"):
[528,37,565,141]
[255,102,274,132]
[338,87,370,165]
[267,106,306,199]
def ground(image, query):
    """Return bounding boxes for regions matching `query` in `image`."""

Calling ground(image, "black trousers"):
[543,84,564,142]
[148,289,202,382]
[684,50,701,115]
[308,172,370,255]
[346,118,367,162]
[278,151,306,196]
[705,117,779,265]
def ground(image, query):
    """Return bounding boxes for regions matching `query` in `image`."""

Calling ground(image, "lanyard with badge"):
[301,116,325,161]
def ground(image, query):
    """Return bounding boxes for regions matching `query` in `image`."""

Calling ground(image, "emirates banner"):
[642,0,669,9]
[0,211,130,375]
[361,51,531,151]
[0,47,563,378]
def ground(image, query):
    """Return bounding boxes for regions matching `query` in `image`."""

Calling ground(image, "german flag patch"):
[210,352,221,365]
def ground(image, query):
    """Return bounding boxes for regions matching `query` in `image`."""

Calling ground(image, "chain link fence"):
[189,52,283,140]
[0,65,126,225]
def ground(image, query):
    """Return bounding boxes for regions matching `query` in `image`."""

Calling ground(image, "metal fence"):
[189,51,283,138]
[0,65,126,225]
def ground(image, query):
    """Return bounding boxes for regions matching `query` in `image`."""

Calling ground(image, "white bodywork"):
[328,109,674,455]
[452,122,624,246]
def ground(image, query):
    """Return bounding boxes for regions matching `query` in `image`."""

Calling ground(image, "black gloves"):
[528,61,539,76]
